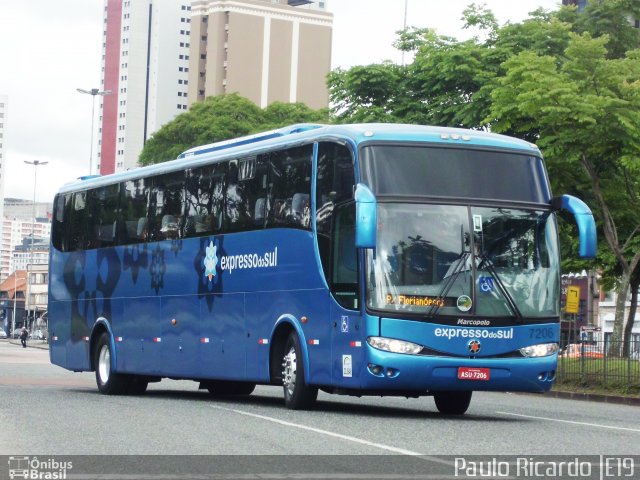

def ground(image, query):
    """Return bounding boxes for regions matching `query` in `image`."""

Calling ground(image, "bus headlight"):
[367,337,423,355]
[519,343,559,358]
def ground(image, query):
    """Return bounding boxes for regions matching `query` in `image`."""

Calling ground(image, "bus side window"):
[69,192,88,251]
[90,184,120,248]
[226,156,268,232]
[149,171,186,241]
[121,178,149,244]
[184,163,226,238]
[332,204,358,309]
[52,194,71,252]
[316,141,357,310]
[267,145,313,229]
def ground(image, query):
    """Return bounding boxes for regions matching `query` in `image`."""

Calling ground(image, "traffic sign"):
[565,285,580,313]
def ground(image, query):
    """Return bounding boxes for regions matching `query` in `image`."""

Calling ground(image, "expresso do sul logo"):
[204,242,279,282]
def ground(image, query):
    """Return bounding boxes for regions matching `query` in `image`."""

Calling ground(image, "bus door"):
[315,141,363,387]
[329,203,364,386]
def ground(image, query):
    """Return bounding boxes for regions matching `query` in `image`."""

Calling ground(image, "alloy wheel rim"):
[98,345,111,384]
[282,346,297,396]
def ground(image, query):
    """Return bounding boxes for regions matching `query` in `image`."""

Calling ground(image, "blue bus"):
[49,123,596,414]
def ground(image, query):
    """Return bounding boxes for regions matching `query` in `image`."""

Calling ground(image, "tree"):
[489,32,640,350]
[326,0,640,351]
[139,94,330,165]
[327,62,407,123]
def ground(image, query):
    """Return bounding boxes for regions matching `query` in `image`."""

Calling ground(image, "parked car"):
[0,329,7,339]
[560,343,604,359]
[30,329,46,340]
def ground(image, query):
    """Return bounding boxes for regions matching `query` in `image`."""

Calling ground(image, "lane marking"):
[210,404,426,456]
[497,411,640,433]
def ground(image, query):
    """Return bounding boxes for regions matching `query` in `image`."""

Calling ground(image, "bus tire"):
[206,380,256,396]
[433,391,472,415]
[282,332,318,410]
[94,332,130,395]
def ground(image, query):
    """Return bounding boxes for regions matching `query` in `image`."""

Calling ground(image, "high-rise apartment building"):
[99,0,193,175]
[0,96,7,244]
[98,0,332,175]
[0,217,51,282]
[188,0,332,109]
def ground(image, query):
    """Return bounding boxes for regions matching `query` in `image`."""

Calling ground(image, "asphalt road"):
[1,339,639,464]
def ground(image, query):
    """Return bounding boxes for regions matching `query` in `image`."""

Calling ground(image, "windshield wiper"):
[426,251,470,318]
[477,254,524,321]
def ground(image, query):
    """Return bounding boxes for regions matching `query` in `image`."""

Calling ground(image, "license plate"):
[457,367,490,381]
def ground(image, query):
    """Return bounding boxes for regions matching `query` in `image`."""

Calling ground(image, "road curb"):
[7,339,49,350]
[516,390,640,406]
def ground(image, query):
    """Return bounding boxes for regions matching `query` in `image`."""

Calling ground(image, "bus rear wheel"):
[94,332,130,395]
[282,332,318,410]
[433,391,472,415]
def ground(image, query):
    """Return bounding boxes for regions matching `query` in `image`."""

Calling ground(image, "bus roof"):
[55,123,540,195]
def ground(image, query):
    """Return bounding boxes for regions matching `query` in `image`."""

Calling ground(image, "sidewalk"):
[541,389,640,407]
[7,338,49,350]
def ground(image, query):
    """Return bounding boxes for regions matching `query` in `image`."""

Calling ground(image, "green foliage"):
[138,94,330,165]
[326,0,640,340]
[328,63,406,123]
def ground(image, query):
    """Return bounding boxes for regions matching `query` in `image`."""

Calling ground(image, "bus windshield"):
[366,204,560,319]
[360,144,548,203]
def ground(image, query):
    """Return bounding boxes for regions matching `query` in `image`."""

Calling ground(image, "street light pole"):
[77,88,111,175]
[24,160,48,331]
[11,272,23,337]
[402,0,409,66]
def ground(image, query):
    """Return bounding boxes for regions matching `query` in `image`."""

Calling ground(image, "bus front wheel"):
[94,332,130,395]
[433,391,472,415]
[282,332,318,409]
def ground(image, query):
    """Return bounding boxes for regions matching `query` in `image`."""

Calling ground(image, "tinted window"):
[316,142,355,285]
[361,145,548,203]
[268,145,313,230]
[51,194,71,251]
[184,163,226,237]
[149,172,185,241]
[69,192,88,251]
[88,184,121,248]
[121,179,150,244]
[226,156,269,232]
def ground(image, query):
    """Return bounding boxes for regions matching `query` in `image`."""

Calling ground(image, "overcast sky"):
[0,0,559,203]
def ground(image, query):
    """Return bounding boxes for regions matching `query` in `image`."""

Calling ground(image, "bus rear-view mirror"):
[551,194,597,258]
[355,183,377,249]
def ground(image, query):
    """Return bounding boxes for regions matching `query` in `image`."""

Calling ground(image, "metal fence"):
[556,340,640,391]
